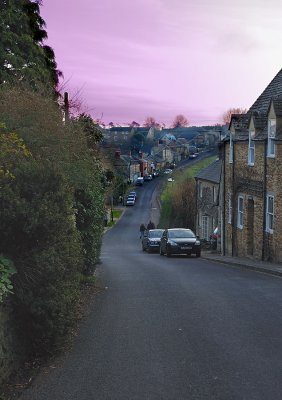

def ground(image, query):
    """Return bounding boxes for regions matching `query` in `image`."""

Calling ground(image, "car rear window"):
[168,230,195,238]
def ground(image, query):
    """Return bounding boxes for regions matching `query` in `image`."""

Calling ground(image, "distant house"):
[114,151,140,183]
[151,144,174,167]
[195,159,222,242]
[222,68,282,262]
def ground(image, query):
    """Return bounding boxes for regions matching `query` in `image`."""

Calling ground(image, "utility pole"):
[63,92,69,122]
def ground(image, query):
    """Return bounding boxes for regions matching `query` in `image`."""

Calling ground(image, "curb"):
[201,254,282,278]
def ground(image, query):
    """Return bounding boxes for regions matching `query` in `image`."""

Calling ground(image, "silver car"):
[142,229,164,253]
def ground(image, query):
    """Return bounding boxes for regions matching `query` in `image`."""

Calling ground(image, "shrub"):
[0,256,16,303]
[0,161,83,352]
[74,187,104,276]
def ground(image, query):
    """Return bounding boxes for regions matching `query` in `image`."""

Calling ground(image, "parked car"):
[142,229,164,253]
[128,191,137,198]
[163,169,173,174]
[135,177,144,186]
[144,174,152,181]
[126,197,135,206]
[159,228,201,257]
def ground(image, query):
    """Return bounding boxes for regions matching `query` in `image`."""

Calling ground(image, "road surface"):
[21,178,282,400]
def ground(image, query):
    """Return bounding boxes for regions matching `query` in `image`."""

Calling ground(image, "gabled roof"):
[229,69,282,142]
[272,98,282,117]
[195,159,222,184]
[120,155,139,165]
[250,69,282,113]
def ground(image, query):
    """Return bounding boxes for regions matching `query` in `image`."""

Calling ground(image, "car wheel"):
[147,247,152,253]
[196,251,201,257]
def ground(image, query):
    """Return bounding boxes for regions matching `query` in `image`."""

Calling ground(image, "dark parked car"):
[142,229,164,253]
[159,228,201,257]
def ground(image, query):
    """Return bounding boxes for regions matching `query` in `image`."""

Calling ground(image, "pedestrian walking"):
[140,223,146,239]
[147,220,155,230]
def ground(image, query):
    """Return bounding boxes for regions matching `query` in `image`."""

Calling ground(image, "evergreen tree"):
[0,0,61,90]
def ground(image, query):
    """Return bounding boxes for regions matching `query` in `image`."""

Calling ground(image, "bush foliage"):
[0,88,105,353]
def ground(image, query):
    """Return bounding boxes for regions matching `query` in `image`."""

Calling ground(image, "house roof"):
[250,69,282,113]
[228,69,282,142]
[272,98,282,117]
[120,155,139,165]
[195,159,222,184]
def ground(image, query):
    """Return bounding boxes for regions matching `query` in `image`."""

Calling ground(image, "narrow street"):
[21,180,282,400]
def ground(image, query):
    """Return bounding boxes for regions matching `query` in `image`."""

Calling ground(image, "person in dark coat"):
[147,220,155,230]
[140,223,146,239]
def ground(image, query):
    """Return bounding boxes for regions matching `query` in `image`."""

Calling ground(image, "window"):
[213,186,217,203]
[248,131,255,165]
[199,182,203,198]
[267,119,276,157]
[266,194,274,233]
[237,195,244,229]
[229,136,233,163]
[228,193,233,224]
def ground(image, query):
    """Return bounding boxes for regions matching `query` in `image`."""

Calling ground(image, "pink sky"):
[40,0,282,126]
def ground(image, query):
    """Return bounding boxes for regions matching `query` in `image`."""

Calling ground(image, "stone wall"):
[224,141,265,259]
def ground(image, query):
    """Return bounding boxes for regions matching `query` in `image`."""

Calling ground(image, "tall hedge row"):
[0,88,105,354]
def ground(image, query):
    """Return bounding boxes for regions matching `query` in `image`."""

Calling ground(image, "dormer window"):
[267,119,276,158]
[248,130,255,166]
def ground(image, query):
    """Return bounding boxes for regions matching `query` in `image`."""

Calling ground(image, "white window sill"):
[266,228,273,234]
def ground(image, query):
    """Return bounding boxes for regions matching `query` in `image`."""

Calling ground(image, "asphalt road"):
[21,178,282,400]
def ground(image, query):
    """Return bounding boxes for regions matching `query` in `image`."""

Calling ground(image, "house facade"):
[223,69,282,262]
[195,159,222,242]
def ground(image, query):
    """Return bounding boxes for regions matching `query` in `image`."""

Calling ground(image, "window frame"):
[199,181,203,198]
[267,119,276,158]
[248,130,255,166]
[266,194,274,234]
[237,195,244,229]
[213,186,217,203]
[229,135,233,163]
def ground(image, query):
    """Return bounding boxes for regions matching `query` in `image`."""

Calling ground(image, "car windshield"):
[148,230,164,238]
[168,229,195,239]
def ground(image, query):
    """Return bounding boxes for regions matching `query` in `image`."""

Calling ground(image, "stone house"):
[151,144,174,167]
[114,151,141,183]
[222,68,282,262]
[195,159,222,241]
